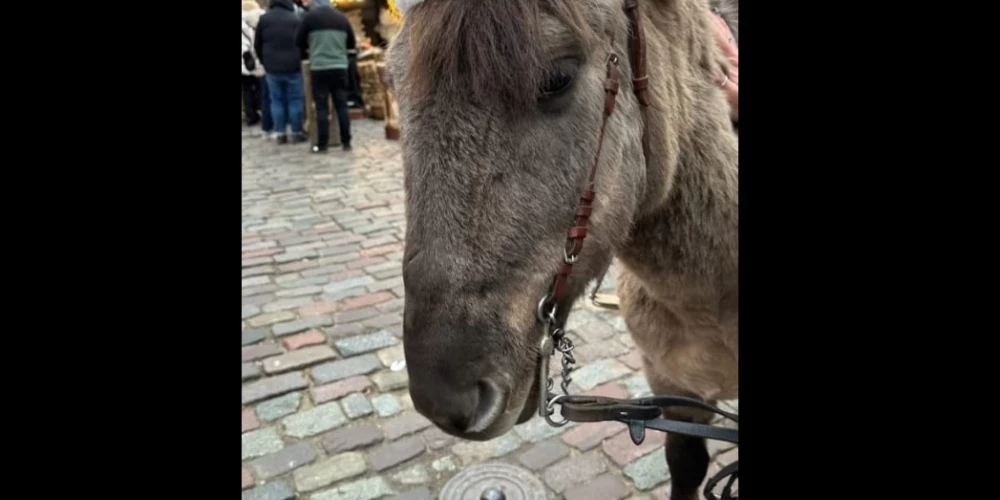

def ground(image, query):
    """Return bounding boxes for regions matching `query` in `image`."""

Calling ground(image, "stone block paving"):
[242,121,738,500]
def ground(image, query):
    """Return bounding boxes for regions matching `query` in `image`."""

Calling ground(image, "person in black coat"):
[361,0,389,48]
[254,0,307,144]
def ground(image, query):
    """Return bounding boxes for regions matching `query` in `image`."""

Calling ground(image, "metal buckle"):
[563,247,579,264]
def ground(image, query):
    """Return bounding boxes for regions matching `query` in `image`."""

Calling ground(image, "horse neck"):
[616,0,738,295]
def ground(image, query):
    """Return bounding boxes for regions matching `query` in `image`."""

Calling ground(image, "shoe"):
[311,145,328,154]
[342,144,352,151]
[262,131,273,140]
[291,133,308,144]
[276,135,288,144]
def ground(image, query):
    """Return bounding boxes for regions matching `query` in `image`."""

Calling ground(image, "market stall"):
[350,0,401,140]
[244,0,402,141]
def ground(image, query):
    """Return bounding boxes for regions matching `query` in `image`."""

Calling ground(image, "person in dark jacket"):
[292,0,307,18]
[295,0,356,152]
[361,0,389,49]
[254,0,307,144]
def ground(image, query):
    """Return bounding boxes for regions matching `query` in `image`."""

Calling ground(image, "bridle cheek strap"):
[544,0,650,307]
[545,0,650,307]
[546,57,619,306]
[624,0,651,107]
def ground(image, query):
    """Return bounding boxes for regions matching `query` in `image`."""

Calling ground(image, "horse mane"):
[403,0,593,114]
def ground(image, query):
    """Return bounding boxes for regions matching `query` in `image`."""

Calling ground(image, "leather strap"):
[639,417,738,444]
[543,0,650,307]
[623,0,650,106]
[558,393,739,444]
[560,394,738,422]
[628,395,739,421]
[547,57,619,305]
[704,460,739,500]
[559,394,664,421]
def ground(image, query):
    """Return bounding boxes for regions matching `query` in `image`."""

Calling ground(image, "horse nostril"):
[465,378,507,433]
[411,375,508,435]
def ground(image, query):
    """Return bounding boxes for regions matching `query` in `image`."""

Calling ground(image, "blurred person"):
[293,0,308,17]
[246,6,275,139]
[361,0,389,49]
[254,0,307,144]
[296,0,355,152]
[241,17,260,127]
[242,6,272,135]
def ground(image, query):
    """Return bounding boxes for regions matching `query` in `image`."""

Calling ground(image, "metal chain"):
[536,297,578,427]
[551,326,576,395]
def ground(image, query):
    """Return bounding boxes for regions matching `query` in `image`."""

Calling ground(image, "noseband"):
[534,1,738,499]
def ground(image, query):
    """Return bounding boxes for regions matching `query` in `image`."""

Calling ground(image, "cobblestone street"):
[242,119,737,500]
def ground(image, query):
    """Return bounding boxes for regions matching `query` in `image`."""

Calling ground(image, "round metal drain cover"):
[439,462,547,500]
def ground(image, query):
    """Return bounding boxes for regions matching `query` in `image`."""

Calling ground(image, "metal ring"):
[536,294,558,323]
[607,53,619,65]
[550,327,566,342]
[543,394,570,427]
[547,393,568,408]
[720,74,729,88]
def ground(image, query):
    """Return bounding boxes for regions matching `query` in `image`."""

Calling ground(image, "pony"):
[387,0,738,498]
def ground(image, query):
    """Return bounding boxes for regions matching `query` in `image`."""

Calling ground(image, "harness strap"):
[543,0,651,308]
[623,0,651,106]
[547,56,619,305]
[635,417,738,444]
[557,393,738,444]
[703,460,739,500]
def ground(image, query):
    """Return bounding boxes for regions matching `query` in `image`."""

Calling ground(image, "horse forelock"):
[402,0,593,115]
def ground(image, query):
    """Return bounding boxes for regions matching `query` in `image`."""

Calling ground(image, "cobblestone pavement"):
[242,120,738,500]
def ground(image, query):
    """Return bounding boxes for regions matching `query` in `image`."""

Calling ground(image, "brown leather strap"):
[547,57,619,305]
[559,394,663,422]
[544,0,648,309]
[623,0,650,106]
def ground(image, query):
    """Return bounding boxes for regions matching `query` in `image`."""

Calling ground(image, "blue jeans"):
[259,75,273,133]
[266,71,304,135]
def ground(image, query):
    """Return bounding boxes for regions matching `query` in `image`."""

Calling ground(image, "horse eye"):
[540,57,580,99]
[541,72,574,96]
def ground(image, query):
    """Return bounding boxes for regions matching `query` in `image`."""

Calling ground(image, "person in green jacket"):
[296,0,356,153]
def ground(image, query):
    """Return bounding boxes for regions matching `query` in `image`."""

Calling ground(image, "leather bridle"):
[624,0,651,107]
[533,1,738,499]
[537,0,648,318]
